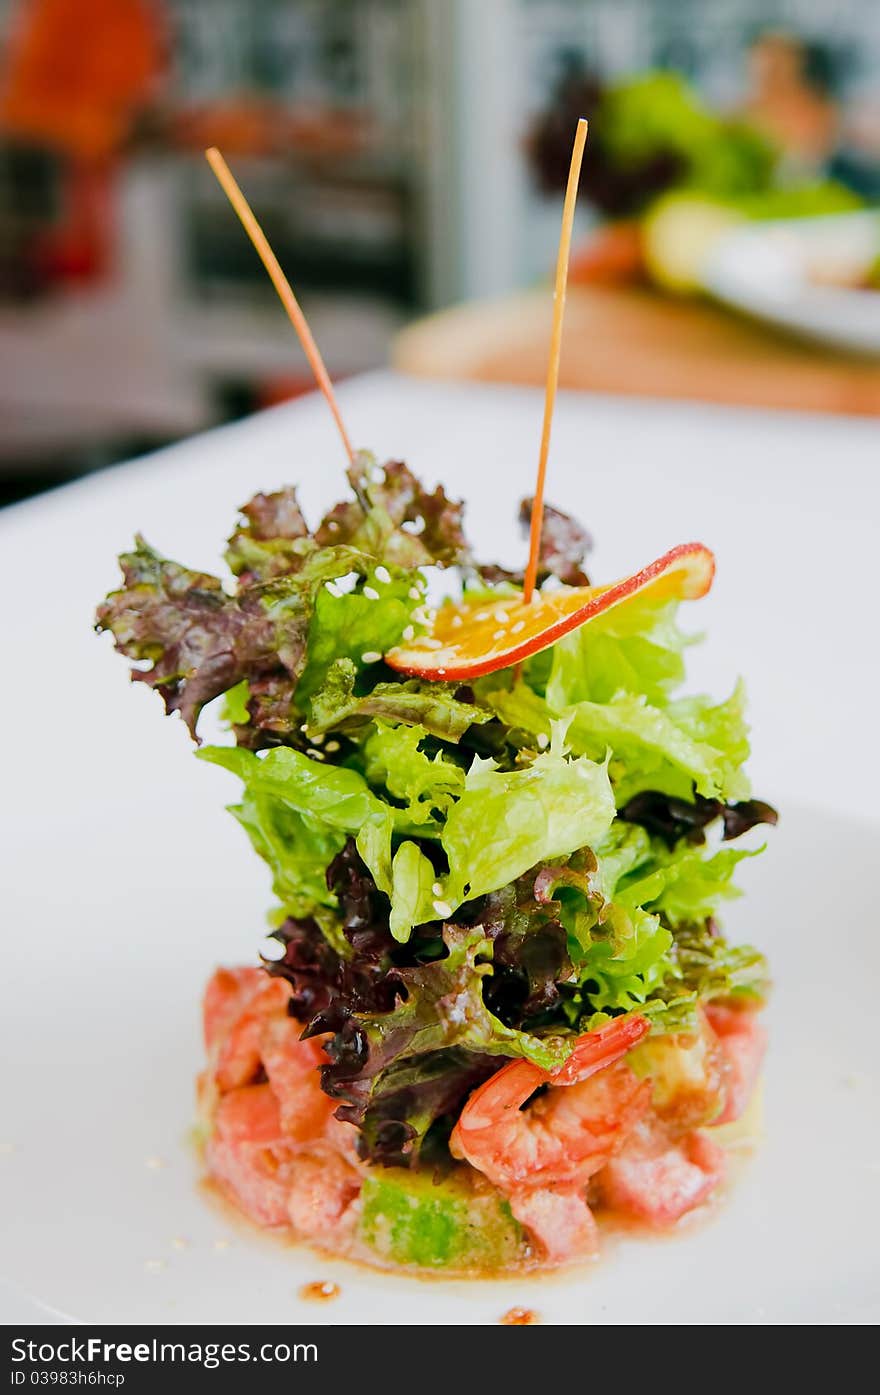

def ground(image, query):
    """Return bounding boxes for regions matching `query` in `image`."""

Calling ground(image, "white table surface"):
[1,371,878,1323]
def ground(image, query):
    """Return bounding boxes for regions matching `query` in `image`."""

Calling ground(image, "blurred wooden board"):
[393,285,880,417]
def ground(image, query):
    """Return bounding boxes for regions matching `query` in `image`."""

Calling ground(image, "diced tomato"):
[705,1003,767,1125]
[258,1015,336,1142]
[286,1149,362,1241]
[212,977,290,1093]
[509,1187,599,1262]
[202,966,263,1054]
[598,1115,726,1225]
[205,1084,293,1227]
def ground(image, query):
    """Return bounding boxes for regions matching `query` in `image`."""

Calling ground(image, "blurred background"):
[0,0,877,506]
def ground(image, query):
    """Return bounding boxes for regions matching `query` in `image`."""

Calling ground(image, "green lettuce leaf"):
[230,791,344,919]
[199,744,434,925]
[440,725,616,908]
[363,722,465,823]
[544,595,692,708]
[487,672,750,806]
[307,658,490,741]
[295,563,419,704]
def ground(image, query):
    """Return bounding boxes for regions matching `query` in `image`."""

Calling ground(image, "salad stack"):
[97,455,774,1272]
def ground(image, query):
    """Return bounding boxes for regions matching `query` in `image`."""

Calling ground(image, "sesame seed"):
[511,620,526,634]
[306,748,325,760]
[474,610,490,622]
[363,586,380,600]
[370,465,386,484]
[451,614,463,628]
[492,629,506,641]
[433,900,453,919]
[408,587,421,600]
[361,651,382,664]
[493,608,508,624]
[310,732,325,744]
[145,1156,166,1170]
[324,740,341,753]
[374,565,392,585]
[327,520,340,532]
[432,882,443,896]
[422,638,443,650]
[402,625,415,642]
[536,733,549,749]
[144,1259,166,1273]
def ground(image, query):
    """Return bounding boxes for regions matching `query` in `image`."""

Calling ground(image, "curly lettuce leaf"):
[95,537,280,739]
[200,744,435,926]
[627,843,756,926]
[439,726,616,908]
[617,789,777,848]
[295,564,419,703]
[574,906,673,1015]
[97,457,469,744]
[487,670,750,806]
[203,723,617,944]
[322,924,576,1163]
[363,722,465,823]
[225,486,310,581]
[315,455,468,570]
[306,658,490,741]
[544,595,692,708]
[477,497,592,588]
[230,791,345,920]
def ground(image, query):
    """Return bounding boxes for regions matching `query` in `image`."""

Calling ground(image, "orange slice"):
[385,542,715,681]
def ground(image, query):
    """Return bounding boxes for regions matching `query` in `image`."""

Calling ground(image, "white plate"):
[2,373,879,1324]
[703,211,880,355]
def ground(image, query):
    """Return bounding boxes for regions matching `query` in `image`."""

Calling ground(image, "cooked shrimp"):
[449,1016,650,1261]
[450,1015,651,1192]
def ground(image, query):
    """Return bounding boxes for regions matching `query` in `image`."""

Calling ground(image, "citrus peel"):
[385,542,715,681]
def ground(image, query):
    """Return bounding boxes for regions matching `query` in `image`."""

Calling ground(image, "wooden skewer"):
[523,118,588,602]
[205,147,355,464]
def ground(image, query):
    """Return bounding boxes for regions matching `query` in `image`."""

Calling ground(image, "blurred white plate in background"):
[1,374,878,1324]
[703,211,880,354]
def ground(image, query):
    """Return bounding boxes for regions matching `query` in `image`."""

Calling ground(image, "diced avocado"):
[359,1166,523,1271]
[629,1022,724,1127]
